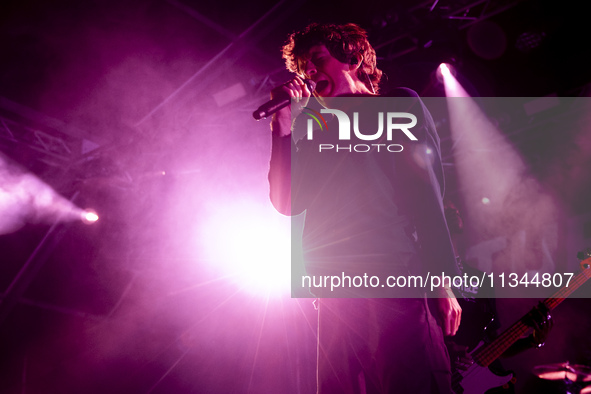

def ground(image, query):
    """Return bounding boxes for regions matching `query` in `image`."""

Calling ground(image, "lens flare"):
[198,200,292,297]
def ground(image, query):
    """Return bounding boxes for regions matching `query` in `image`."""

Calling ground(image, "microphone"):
[252,80,317,120]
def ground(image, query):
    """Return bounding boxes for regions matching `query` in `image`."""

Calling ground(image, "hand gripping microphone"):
[252,80,317,120]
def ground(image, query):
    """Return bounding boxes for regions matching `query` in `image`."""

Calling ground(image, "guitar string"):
[452,263,591,388]
[475,268,590,366]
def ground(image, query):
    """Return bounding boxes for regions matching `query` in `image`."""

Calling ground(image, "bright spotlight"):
[481,197,490,205]
[81,209,99,224]
[199,201,293,297]
[438,62,469,97]
[439,63,451,77]
[1,153,92,233]
[436,62,459,85]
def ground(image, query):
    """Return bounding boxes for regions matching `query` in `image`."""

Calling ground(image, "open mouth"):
[314,80,329,94]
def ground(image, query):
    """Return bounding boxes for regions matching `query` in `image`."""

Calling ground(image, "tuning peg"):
[576,248,591,260]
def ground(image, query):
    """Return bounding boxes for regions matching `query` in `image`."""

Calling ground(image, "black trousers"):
[316,297,453,394]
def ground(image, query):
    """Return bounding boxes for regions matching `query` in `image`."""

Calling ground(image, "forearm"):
[429,286,462,336]
[410,165,459,277]
[268,131,292,215]
[417,144,459,277]
[266,76,311,215]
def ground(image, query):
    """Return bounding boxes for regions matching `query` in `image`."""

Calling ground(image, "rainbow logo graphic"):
[302,107,329,131]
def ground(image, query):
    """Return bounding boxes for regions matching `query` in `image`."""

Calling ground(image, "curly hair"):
[282,23,383,94]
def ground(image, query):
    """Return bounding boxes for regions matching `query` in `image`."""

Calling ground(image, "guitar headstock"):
[577,248,591,275]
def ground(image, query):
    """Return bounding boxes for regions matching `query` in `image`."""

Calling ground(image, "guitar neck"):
[473,259,591,367]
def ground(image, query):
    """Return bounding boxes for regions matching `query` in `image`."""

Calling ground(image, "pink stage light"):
[438,63,469,97]
[199,200,292,297]
[439,63,452,78]
[1,153,99,233]
[439,66,560,280]
[81,209,99,224]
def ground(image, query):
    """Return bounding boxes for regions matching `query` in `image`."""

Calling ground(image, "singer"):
[253,79,316,120]
[266,23,460,393]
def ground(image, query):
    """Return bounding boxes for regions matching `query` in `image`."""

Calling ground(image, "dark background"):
[1,0,590,393]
